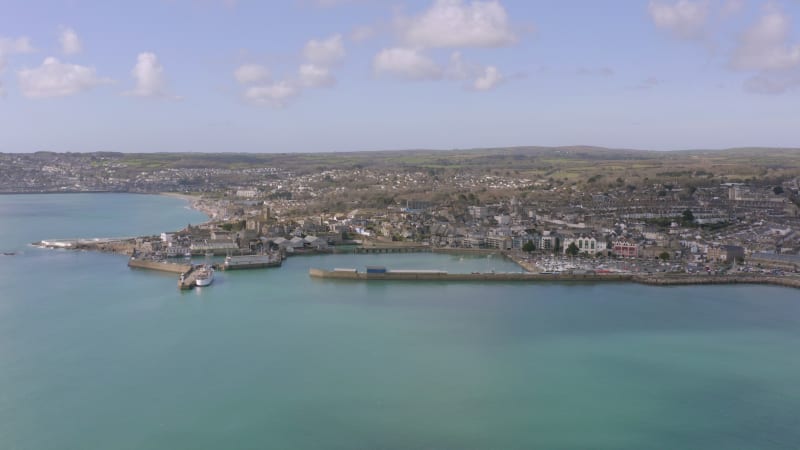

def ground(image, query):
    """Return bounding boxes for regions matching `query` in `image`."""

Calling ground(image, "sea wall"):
[128,258,191,274]
[309,268,800,289]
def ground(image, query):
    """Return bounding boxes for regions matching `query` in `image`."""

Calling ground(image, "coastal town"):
[9,148,800,286]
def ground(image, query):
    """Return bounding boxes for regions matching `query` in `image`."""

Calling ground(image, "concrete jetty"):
[309,268,800,289]
[128,257,191,273]
[309,268,632,283]
[178,266,199,290]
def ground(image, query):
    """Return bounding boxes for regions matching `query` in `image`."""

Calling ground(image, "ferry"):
[195,265,215,287]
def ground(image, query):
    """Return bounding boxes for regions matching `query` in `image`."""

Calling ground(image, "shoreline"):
[157,192,214,225]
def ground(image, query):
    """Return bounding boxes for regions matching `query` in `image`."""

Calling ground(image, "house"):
[304,235,329,251]
[707,245,744,263]
[289,236,305,249]
[612,239,639,258]
[562,235,605,255]
[539,231,560,252]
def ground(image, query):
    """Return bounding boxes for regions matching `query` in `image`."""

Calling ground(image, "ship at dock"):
[222,252,282,270]
[194,265,215,287]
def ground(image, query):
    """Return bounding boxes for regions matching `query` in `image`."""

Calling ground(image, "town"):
[7,147,800,278]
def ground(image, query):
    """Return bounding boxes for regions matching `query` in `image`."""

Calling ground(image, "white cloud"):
[244,81,299,107]
[350,25,375,42]
[722,0,745,16]
[399,0,516,49]
[59,27,82,55]
[126,52,178,99]
[730,8,800,71]
[303,34,346,66]
[234,64,270,84]
[473,65,502,90]
[648,0,709,40]
[18,57,111,98]
[0,36,34,56]
[373,47,442,80]
[0,36,35,74]
[298,63,335,88]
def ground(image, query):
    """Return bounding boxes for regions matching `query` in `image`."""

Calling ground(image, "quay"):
[309,268,800,289]
[309,267,632,283]
[352,245,504,255]
[128,257,191,274]
[178,266,199,290]
[353,245,432,254]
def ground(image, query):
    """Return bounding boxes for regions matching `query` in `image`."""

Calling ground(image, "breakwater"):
[128,258,191,274]
[309,268,800,289]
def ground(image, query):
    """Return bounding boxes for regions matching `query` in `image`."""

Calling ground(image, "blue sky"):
[1,0,799,153]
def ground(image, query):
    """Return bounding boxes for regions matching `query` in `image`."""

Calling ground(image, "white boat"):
[195,265,215,287]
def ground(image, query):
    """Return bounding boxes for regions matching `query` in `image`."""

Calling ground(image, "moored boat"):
[195,265,215,287]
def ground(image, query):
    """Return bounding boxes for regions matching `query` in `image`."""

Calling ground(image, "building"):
[468,206,489,220]
[539,231,560,252]
[485,235,512,250]
[707,245,745,263]
[612,239,639,258]
[562,235,605,255]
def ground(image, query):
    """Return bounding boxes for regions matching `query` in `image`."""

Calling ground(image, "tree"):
[682,209,695,224]
[659,251,670,261]
[522,240,536,252]
[566,242,579,257]
[774,186,784,195]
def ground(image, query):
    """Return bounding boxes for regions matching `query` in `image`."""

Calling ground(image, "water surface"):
[1,194,799,449]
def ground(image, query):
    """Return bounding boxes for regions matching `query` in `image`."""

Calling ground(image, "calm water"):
[1,194,800,449]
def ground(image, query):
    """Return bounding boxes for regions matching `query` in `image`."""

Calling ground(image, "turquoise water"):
[2,194,800,449]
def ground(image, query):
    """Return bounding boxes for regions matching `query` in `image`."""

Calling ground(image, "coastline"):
[157,192,214,225]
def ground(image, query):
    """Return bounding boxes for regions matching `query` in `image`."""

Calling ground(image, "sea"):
[1,193,800,450]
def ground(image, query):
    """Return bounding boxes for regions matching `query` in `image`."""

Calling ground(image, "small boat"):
[195,265,215,287]
[2,252,16,256]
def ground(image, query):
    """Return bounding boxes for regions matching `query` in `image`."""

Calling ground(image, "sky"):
[1,0,799,153]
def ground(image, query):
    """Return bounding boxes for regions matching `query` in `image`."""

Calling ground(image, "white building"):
[562,235,605,255]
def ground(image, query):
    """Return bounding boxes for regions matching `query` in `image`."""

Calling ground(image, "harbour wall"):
[309,269,800,289]
[128,258,191,274]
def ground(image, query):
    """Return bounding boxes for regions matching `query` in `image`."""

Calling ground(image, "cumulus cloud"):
[234,64,270,84]
[473,65,502,90]
[298,63,335,87]
[0,36,35,75]
[303,34,346,66]
[722,0,745,16]
[648,0,709,40]
[730,8,800,71]
[237,33,345,106]
[59,27,82,55]
[244,81,299,107]
[18,57,111,98]
[0,36,34,56]
[126,52,178,99]
[398,0,516,49]
[373,47,442,80]
[350,25,376,42]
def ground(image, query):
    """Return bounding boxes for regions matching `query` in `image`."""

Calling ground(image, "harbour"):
[4,193,800,450]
